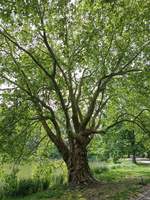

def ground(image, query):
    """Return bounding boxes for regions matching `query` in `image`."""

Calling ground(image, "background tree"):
[0,0,149,185]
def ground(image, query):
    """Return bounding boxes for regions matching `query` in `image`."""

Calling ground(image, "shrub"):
[16,179,36,196]
[33,160,67,187]
[16,178,49,196]
[3,173,18,196]
[1,174,50,197]
[0,188,4,200]
[32,161,53,183]
[0,168,5,198]
[1,161,67,198]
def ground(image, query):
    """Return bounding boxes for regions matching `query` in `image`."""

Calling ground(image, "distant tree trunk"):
[128,130,137,164]
[132,150,137,164]
[147,151,150,159]
[127,153,130,158]
[66,140,97,185]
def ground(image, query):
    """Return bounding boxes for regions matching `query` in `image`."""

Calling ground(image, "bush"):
[3,173,18,196]
[16,178,49,196]
[0,168,6,199]
[33,160,67,187]
[32,161,53,182]
[16,179,36,196]
[0,161,66,198]
[1,173,50,197]
[0,188,4,200]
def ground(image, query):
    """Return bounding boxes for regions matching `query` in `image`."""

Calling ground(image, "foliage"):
[1,174,49,198]
[0,0,150,184]
[16,178,49,196]
[0,164,50,198]
[88,135,110,161]
[3,173,18,196]
[32,159,67,186]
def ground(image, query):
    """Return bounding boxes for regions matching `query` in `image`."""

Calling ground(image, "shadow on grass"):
[5,180,149,200]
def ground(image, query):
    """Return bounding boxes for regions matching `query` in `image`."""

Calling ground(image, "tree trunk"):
[132,150,137,164]
[129,131,137,164]
[43,119,97,186]
[66,141,97,186]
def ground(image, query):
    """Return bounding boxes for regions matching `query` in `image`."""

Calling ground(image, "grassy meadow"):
[0,160,150,200]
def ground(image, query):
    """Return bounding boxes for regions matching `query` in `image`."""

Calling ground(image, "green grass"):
[1,160,150,200]
[2,183,143,200]
[92,161,150,183]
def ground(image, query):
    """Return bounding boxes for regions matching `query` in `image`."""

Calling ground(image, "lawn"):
[1,160,150,200]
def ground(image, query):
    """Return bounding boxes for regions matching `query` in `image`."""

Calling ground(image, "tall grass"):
[0,159,150,199]
[0,160,67,198]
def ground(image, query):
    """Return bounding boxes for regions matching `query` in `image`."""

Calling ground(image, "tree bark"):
[132,149,137,164]
[129,130,137,164]
[66,140,97,186]
[146,151,150,159]
[43,119,96,186]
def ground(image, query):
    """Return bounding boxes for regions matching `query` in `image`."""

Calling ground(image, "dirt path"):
[135,186,150,200]
[136,190,150,200]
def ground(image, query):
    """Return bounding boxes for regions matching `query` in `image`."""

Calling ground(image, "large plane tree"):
[0,0,149,185]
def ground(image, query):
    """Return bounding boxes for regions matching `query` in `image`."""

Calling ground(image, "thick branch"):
[82,68,142,129]
[40,118,69,162]
[0,29,72,135]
